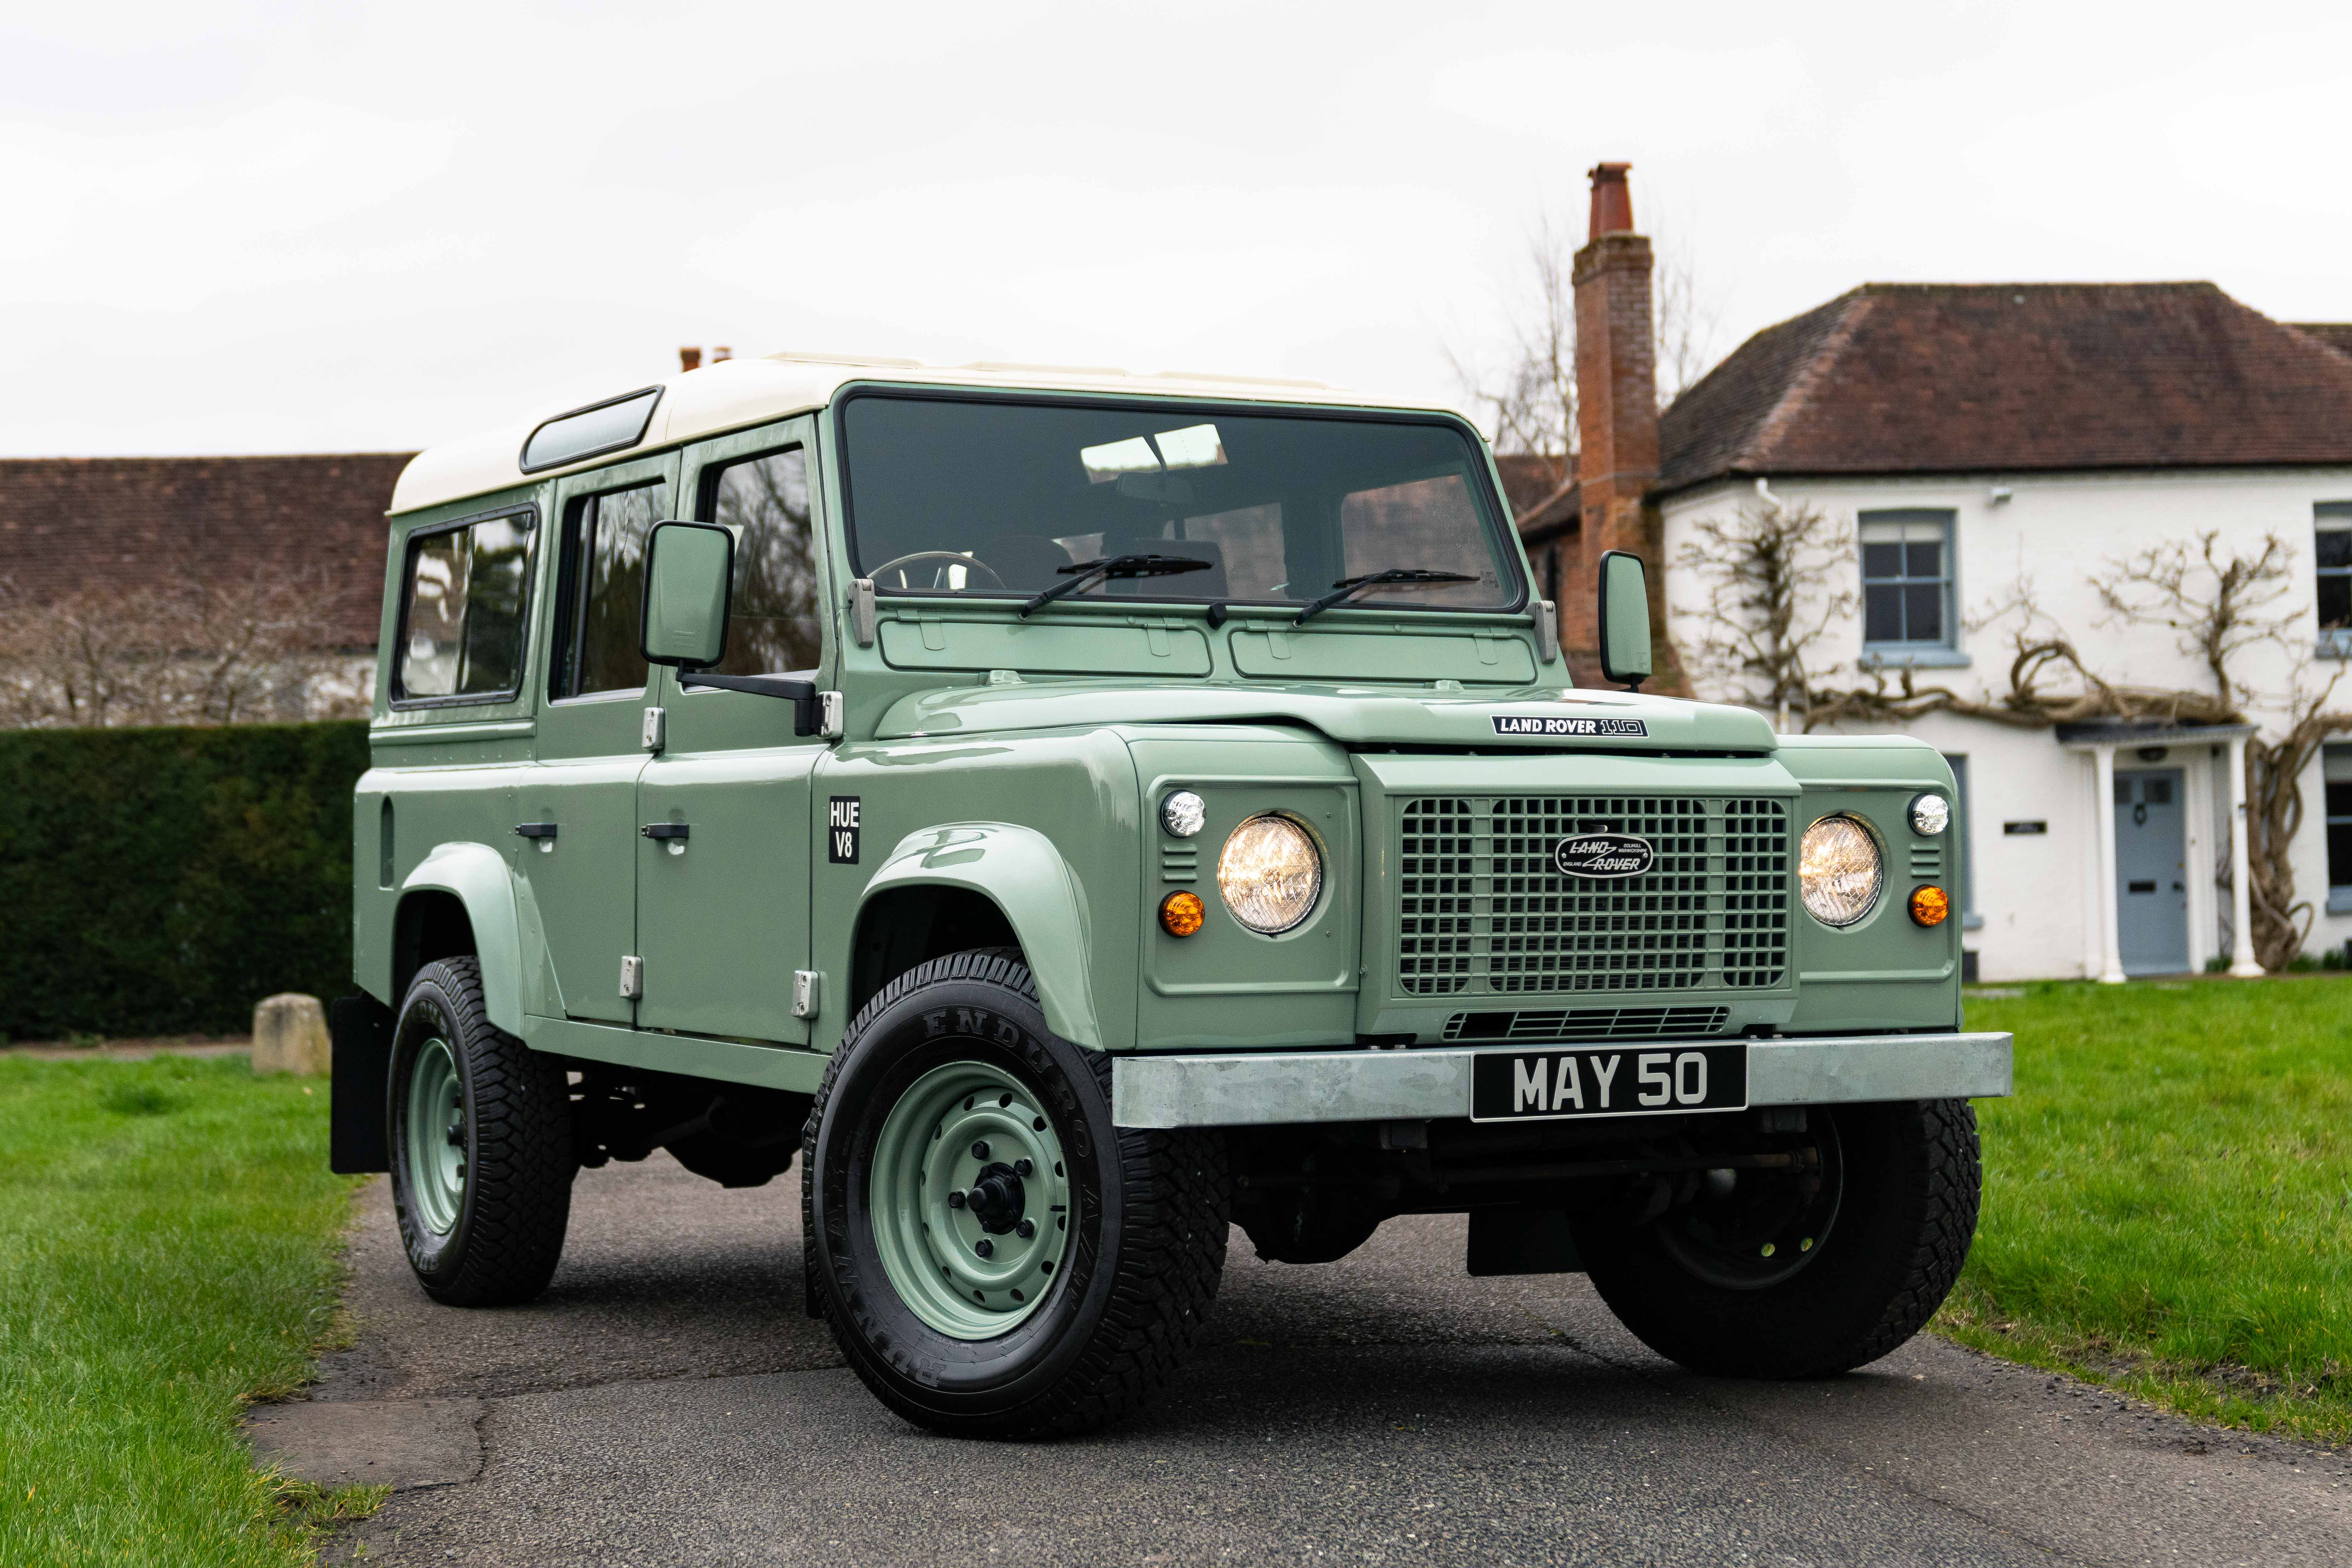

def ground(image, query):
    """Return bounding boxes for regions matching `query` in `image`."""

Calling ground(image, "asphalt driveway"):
[261,1155,2352,1566]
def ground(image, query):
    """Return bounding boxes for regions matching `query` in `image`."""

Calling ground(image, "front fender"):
[400,842,526,1036]
[860,822,1102,1047]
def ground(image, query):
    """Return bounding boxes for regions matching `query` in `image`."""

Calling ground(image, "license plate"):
[1468,1044,1749,1123]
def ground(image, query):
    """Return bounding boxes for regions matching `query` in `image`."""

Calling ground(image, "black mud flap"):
[329,993,396,1174]
[1467,1206,1584,1277]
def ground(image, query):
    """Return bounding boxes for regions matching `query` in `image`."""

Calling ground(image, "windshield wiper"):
[1294,567,1478,625]
[1018,554,1211,617]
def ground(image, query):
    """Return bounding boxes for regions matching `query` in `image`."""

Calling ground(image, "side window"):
[1859,509,1956,650]
[701,447,821,675]
[2315,502,2352,653]
[555,480,665,698]
[395,509,534,704]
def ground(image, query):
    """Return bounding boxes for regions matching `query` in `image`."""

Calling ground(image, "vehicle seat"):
[982,534,1078,591]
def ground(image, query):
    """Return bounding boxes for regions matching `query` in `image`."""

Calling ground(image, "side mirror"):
[639,521,734,669]
[1597,549,1651,691]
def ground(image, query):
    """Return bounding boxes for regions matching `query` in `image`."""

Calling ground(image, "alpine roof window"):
[394,507,535,705]
[836,393,1520,614]
[520,387,663,475]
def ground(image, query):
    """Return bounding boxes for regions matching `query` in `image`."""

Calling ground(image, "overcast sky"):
[5,0,2347,458]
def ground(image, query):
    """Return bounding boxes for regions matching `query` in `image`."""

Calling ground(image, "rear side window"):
[701,446,821,674]
[395,509,535,704]
[554,480,667,697]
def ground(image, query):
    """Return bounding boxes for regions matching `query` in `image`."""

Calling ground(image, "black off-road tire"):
[1573,1098,1981,1377]
[803,948,1230,1438]
[388,957,576,1306]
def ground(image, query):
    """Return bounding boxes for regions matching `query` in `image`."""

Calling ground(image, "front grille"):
[1442,1005,1731,1042]
[1397,795,1790,995]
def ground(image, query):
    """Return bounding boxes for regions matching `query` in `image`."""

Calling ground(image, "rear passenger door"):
[522,452,680,1025]
[633,420,828,1044]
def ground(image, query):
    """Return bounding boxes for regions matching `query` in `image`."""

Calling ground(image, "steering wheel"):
[866,550,1007,591]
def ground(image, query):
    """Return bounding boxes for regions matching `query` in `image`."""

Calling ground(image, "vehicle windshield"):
[838,394,1520,613]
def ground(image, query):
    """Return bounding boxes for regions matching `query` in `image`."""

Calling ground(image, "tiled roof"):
[1496,452,1579,538]
[1658,283,2352,494]
[2293,322,2352,359]
[0,454,410,650]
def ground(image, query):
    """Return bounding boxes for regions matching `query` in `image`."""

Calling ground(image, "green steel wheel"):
[403,1036,467,1237]
[805,948,1230,1438]
[868,1059,1073,1338]
[388,957,576,1307]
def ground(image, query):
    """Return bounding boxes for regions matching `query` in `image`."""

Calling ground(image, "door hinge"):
[791,970,821,1019]
[642,706,666,752]
[619,955,644,1000]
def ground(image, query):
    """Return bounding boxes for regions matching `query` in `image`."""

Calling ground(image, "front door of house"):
[2115,768,2189,975]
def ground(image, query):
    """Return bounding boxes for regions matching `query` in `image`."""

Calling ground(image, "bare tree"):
[1448,207,1723,510]
[0,565,365,730]
[1651,236,1723,408]
[2094,531,2299,711]
[1674,495,1855,730]
[1447,211,1579,490]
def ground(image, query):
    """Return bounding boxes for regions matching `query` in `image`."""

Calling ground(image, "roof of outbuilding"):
[0,453,411,650]
[1496,453,1578,538]
[2293,322,2352,359]
[1657,282,2352,495]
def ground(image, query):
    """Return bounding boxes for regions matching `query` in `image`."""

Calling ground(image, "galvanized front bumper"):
[1111,1032,2013,1129]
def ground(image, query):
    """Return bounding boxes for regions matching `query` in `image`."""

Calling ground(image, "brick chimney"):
[679,346,703,373]
[1563,161,1676,688]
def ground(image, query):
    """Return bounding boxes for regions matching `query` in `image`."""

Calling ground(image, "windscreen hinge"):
[849,579,877,647]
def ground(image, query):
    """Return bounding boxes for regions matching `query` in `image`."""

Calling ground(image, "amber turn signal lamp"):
[1160,890,1205,937]
[1909,885,1951,927]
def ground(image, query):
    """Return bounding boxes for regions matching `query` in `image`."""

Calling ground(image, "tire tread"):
[803,948,1228,1437]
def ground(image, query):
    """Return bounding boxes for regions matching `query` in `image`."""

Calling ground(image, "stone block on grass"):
[252,992,330,1076]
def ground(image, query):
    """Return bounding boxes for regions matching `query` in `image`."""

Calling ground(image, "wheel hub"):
[866,1060,1074,1340]
[403,1036,467,1238]
[966,1163,1027,1233]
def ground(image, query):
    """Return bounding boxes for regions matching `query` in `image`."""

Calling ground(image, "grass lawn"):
[0,1054,368,1567]
[1944,975,2352,1445]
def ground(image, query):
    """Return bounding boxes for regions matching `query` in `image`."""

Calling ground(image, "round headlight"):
[1800,815,1883,927]
[1909,793,1951,837]
[1216,814,1323,934]
[1161,790,1206,838]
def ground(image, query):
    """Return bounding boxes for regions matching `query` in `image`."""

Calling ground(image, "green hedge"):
[0,722,368,1041]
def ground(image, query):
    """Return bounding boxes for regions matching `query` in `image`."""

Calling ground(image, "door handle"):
[514,823,558,840]
[641,823,690,841]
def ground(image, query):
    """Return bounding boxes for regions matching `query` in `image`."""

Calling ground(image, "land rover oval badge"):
[1552,831,1655,878]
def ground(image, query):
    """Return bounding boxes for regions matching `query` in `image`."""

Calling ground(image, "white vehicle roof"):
[390,351,1471,516]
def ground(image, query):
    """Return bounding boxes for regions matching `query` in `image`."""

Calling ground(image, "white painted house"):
[1650,284,2352,982]
[1509,166,2352,983]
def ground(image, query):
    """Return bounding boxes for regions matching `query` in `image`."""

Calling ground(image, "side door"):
[634,420,830,1043]
[520,452,681,1024]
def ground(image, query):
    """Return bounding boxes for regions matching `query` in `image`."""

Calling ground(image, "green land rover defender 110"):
[330,355,2012,1437]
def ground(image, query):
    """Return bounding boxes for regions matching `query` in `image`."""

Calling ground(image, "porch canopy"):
[2055,720,2262,982]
